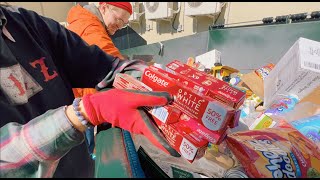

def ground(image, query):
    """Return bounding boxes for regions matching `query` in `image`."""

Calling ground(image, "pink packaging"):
[166,60,246,109]
[153,117,208,163]
[142,66,236,131]
[178,114,228,144]
[113,73,181,124]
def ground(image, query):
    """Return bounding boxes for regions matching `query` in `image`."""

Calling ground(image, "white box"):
[264,37,320,108]
[195,49,221,69]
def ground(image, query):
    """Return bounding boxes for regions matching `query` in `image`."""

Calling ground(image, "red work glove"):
[82,89,180,157]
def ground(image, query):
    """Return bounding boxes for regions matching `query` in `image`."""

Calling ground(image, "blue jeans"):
[84,127,96,160]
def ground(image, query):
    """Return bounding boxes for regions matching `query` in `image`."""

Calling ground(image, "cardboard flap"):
[240,72,264,99]
[299,86,320,105]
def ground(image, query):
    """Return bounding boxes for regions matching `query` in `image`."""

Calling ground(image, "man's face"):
[100,4,131,35]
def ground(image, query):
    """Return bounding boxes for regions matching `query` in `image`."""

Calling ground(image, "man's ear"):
[99,4,107,14]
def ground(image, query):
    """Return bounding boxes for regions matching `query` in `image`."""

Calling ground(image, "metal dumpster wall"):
[111,26,147,50]
[207,21,320,73]
[94,128,145,178]
[120,31,209,65]
[120,21,319,72]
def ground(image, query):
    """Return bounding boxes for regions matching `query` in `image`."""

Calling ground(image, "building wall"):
[7,2,74,22]
[225,2,320,25]
[7,2,320,44]
[130,2,320,44]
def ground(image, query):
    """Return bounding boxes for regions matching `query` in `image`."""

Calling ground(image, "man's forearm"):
[0,107,85,178]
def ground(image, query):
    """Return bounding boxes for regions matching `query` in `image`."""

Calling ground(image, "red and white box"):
[141,66,236,132]
[113,73,152,91]
[154,118,208,163]
[166,60,246,109]
[147,105,181,125]
[178,114,228,144]
[228,109,241,128]
[113,73,181,124]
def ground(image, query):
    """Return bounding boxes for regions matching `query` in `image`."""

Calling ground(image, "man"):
[67,2,132,98]
[0,4,177,178]
[66,2,133,159]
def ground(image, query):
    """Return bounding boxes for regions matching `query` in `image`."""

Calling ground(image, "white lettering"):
[248,139,296,178]
[145,70,169,87]
[176,89,203,112]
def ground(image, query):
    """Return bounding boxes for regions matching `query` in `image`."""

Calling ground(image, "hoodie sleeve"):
[17,7,146,89]
[74,22,125,60]
[0,107,84,178]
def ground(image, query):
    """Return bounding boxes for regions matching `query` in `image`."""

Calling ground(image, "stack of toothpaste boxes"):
[113,60,245,163]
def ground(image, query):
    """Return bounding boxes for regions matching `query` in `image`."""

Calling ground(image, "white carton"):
[264,37,320,108]
[195,49,221,69]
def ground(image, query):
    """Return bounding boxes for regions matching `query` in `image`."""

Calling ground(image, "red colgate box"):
[113,73,180,124]
[145,105,181,125]
[166,60,246,109]
[142,66,236,132]
[179,114,228,144]
[113,73,152,91]
[154,117,208,163]
[229,109,241,128]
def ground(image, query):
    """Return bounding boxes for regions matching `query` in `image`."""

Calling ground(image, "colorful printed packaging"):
[254,63,275,80]
[179,114,229,144]
[166,60,246,109]
[290,114,320,148]
[249,113,276,130]
[113,73,181,124]
[153,117,208,163]
[113,73,152,91]
[264,95,299,116]
[226,127,320,178]
[141,66,236,132]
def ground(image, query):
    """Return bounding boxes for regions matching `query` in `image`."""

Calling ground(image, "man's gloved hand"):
[96,59,147,90]
[82,89,180,157]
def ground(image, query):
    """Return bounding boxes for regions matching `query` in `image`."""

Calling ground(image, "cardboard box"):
[240,71,264,99]
[228,109,242,128]
[113,73,181,124]
[166,60,246,109]
[113,73,152,91]
[195,49,221,69]
[144,105,181,125]
[299,86,320,105]
[154,118,208,163]
[141,66,236,131]
[178,114,228,144]
[264,37,320,108]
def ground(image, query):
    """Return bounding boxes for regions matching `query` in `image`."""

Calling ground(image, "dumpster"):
[94,128,145,178]
[121,20,320,72]
[94,20,320,178]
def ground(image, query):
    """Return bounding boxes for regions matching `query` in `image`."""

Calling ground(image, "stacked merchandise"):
[113,59,246,163]
[112,37,320,178]
[224,37,320,178]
